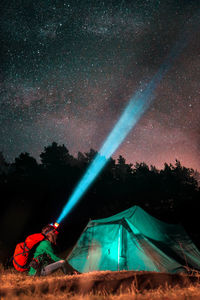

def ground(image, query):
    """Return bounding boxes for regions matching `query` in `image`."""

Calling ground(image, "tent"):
[68,205,200,273]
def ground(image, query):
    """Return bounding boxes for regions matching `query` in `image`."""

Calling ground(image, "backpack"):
[13,233,45,272]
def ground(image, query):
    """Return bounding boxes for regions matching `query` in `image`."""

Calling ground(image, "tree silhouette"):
[114,155,133,182]
[0,152,8,175]
[40,142,72,168]
[14,152,38,174]
[172,159,198,189]
[84,149,98,164]
[77,151,86,163]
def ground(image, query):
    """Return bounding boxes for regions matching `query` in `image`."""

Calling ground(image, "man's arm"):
[43,241,61,262]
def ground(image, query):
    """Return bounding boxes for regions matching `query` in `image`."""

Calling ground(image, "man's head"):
[42,224,58,245]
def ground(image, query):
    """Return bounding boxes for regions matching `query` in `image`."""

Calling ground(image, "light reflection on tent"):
[67,206,200,273]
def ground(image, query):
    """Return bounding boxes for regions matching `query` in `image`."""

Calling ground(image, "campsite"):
[0,154,200,300]
[1,152,200,299]
[1,0,200,299]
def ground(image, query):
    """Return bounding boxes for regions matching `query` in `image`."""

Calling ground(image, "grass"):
[1,264,200,300]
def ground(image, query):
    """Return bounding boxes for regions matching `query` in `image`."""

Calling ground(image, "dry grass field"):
[1,264,200,300]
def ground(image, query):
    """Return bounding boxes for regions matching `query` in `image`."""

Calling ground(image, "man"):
[29,224,73,276]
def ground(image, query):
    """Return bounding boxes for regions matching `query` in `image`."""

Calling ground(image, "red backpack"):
[13,233,45,272]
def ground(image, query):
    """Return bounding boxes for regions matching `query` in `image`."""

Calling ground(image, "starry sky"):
[1,0,200,170]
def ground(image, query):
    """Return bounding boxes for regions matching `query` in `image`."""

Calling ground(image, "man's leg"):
[40,260,66,276]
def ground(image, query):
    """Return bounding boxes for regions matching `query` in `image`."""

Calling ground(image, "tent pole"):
[118,225,121,271]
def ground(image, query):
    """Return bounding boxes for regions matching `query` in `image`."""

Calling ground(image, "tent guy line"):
[56,14,199,224]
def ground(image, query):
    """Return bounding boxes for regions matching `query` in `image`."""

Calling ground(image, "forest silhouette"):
[0,142,199,264]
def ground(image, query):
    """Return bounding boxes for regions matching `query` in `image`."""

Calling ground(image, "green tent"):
[68,206,200,273]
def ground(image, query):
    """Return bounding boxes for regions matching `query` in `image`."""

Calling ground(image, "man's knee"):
[59,260,65,264]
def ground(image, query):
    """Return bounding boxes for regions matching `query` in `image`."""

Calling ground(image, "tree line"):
[0,142,200,260]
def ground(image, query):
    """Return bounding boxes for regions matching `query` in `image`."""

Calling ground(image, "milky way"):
[0,0,200,170]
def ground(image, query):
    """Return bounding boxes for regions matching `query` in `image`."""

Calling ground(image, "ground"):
[1,265,200,299]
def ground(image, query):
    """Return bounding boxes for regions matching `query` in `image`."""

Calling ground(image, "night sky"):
[1,0,200,171]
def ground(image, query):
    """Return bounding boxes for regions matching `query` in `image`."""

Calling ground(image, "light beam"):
[56,27,193,224]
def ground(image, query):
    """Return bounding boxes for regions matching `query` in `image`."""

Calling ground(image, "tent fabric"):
[67,206,200,273]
